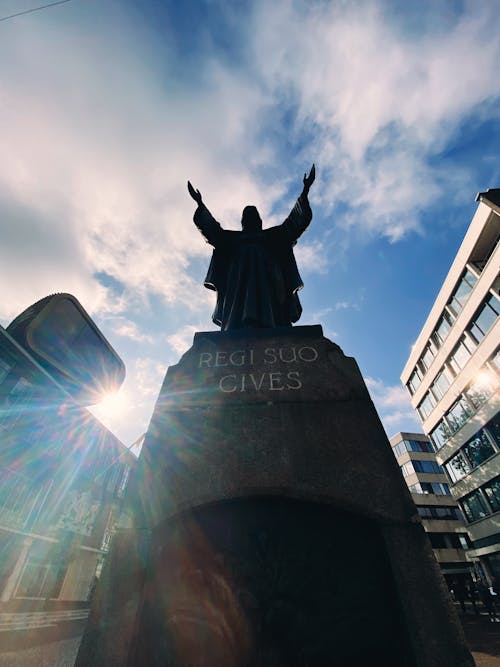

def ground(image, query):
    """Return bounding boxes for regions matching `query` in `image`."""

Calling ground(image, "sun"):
[93,389,128,421]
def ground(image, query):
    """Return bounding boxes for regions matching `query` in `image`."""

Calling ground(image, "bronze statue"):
[188,165,315,331]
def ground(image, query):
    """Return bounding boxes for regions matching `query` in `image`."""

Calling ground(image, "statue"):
[188,165,315,331]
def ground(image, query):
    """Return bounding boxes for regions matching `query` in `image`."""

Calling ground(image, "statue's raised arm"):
[187,181,203,207]
[188,165,316,331]
[302,163,316,197]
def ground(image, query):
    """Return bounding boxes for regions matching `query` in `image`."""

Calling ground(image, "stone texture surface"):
[77,326,475,667]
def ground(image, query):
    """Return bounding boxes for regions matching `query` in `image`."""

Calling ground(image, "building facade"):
[401,189,500,580]
[0,320,134,609]
[389,432,472,586]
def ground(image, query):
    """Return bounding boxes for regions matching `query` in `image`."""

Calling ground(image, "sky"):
[0,0,499,451]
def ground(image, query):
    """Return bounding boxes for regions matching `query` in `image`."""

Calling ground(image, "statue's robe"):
[194,194,312,331]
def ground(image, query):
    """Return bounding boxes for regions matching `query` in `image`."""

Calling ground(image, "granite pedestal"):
[76,326,474,666]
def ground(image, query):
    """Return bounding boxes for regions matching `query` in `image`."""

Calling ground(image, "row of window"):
[408,481,451,496]
[401,460,445,477]
[408,281,499,402]
[429,363,498,449]
[417,505,464,521]
[416,326,499,422]
[444,414,500,484]
[391,438,435,458]
[460,475,500,523]
[407,269,478,394]
[428,532,471,550]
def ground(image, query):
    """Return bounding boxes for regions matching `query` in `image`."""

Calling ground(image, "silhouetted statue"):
[188,165,315,331]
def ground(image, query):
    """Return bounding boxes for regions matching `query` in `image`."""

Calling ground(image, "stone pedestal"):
[76,326,474,666]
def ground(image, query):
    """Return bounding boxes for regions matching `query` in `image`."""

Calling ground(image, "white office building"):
[401,189,500,580]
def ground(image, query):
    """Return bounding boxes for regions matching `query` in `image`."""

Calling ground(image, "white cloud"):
[250,0,500,239]
[110,319,154,344]
[364,376,422,436]
[167,325,200,356]
[294,240,328,274]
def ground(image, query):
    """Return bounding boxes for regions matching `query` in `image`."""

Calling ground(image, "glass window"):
[413,460,444,474]
[486,414,500,447]
[433,314,453,348]
[404,439,434,453]
[461,490,490,522]
[420,343,436,371]
[491,349,500,374]
[417,507,432,518]
[448,269,478,316]
[483,477,500,513]
[407,367,423,395]
[408,482,423,494]
[469,294,500,344]
[430,421,452,450]
[392,441,407,458]
[431,369,452,400]
[466,371,496,409]
[431,482,451,496]
[401,462,415,477]
[445,451,472,483]
[418,392,437,420]
[446,397,473,433]
[448,337,475,375]
[463,430,495,468]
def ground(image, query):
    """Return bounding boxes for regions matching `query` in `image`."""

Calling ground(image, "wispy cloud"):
[167,325,200,356]
[110,319,154,344]
[365,376,422,436]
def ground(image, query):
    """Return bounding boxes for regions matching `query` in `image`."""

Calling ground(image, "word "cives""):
[198,346,319,393]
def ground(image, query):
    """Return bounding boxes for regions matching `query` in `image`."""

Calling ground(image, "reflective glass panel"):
[466,372,496,408]
[461,490,490,522]
[483,477,500,513]
[430,421,451,449]
[463,431,495,468]
[445,452,472,483]
[469,294,500,343]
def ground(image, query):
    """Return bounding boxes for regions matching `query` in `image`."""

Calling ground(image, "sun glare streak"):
[93,390,128,421]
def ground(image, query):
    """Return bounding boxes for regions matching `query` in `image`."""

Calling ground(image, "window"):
[446,397,474,433]
[430,421,452,450]
[486,414,500,447]
[431,368,452,400]
[433,313,454,348]
[445,451,472,483]
[401,462,415,477]
[448,337,475,375]
[420,343,436,371]
[392,441,407,458]
[461,490,490,522]
[462,431,495,468]
[405,439,434,453]
[483,477,500,513]
[418,392,437,420]
[448,269,477,317]
[466,372,496,409]
[417,506,463,520]
[407,367,423,395]
[469,294,500,344]
[408,482,424,494]
[413,460,444,474]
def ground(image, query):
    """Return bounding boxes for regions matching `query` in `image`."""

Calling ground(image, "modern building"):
[0,295,134,609]
[389,432,472,586]
[401,189,500,580]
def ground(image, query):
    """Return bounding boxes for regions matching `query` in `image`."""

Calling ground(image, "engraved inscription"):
[199,345,317,393]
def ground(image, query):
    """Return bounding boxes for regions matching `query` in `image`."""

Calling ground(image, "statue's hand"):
[302,164,315,194]
[187,181,203,206]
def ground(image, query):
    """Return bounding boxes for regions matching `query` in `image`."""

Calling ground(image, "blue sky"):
[1,0,499,448]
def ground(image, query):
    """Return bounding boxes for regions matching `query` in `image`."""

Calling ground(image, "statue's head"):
[241,206,262,232]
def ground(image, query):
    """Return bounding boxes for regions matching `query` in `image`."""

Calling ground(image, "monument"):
[76,169,474,666]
